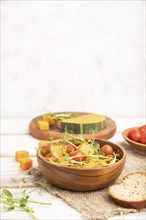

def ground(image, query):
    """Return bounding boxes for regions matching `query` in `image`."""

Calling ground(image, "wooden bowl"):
[122,127,146,156]
[37,139,126,191]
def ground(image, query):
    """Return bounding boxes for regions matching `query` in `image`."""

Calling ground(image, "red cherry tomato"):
[45,153,58,162]
[100,145,114,156]
[128,129,141,142]
[70,150,86,161]
[66,145,76,154]
[138,125,146,135]
[140,134,146,144]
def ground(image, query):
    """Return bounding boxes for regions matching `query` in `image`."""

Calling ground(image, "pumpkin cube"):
[15,150,29,162]
[43,115,54,125]
[20,158,33,171]
[37,120,49,131]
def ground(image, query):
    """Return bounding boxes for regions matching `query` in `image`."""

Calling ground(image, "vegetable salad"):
[38,135,121,168]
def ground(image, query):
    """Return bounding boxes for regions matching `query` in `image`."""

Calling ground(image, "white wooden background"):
[1,1,145,118]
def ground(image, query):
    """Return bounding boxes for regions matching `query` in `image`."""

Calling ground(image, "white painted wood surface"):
[0,118,146,220]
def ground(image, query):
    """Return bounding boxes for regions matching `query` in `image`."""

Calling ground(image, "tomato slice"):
[45,153,58,162]
[67,145,76,154]
[128,129,141,142]
[70,150,86,161]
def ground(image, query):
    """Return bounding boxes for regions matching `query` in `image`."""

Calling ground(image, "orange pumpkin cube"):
[37,120,49,131]
[42,115,54,125]
[15,150,29,162]
[20,158,33,171]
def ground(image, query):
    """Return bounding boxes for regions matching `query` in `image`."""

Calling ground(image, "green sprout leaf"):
[2,189,13,199]
[0,177,52,220]
[7,206,15,211]
[46,113,78,120]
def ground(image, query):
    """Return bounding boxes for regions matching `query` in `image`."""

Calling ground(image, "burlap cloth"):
[29,142,146,220]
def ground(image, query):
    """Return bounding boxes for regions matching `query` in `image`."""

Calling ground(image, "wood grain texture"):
[29,112,116,140]
[37,139,126,191]
[122,127,146,156]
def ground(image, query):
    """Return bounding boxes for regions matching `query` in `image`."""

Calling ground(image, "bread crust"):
[109,172,146,210]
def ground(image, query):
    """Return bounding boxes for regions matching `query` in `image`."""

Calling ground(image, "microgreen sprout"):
[0,177,52,220]
[46,113,77,120]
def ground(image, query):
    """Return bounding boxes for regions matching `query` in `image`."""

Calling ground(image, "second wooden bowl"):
[37,139,126,191]
[122,127,146,156]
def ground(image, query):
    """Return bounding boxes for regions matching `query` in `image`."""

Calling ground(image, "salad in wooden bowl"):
[37,135,126,191]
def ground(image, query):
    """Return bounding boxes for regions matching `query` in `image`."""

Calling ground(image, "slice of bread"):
[109,172,146,209]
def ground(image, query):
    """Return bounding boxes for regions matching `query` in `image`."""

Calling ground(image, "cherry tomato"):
[45,153,58,162]
[140,134,146,144]
[138,125,146,135]
[66,145,76,154]
[128,129,141,142]
[100,145,114,156]
[70,150,86,161]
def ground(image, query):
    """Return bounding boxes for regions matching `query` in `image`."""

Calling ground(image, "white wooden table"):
[1,117,146,220]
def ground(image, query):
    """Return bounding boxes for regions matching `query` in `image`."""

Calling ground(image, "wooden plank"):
[1,118,31,134]
[1,157,38,172]
[0,135,38,156]
[1,157,37,188]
